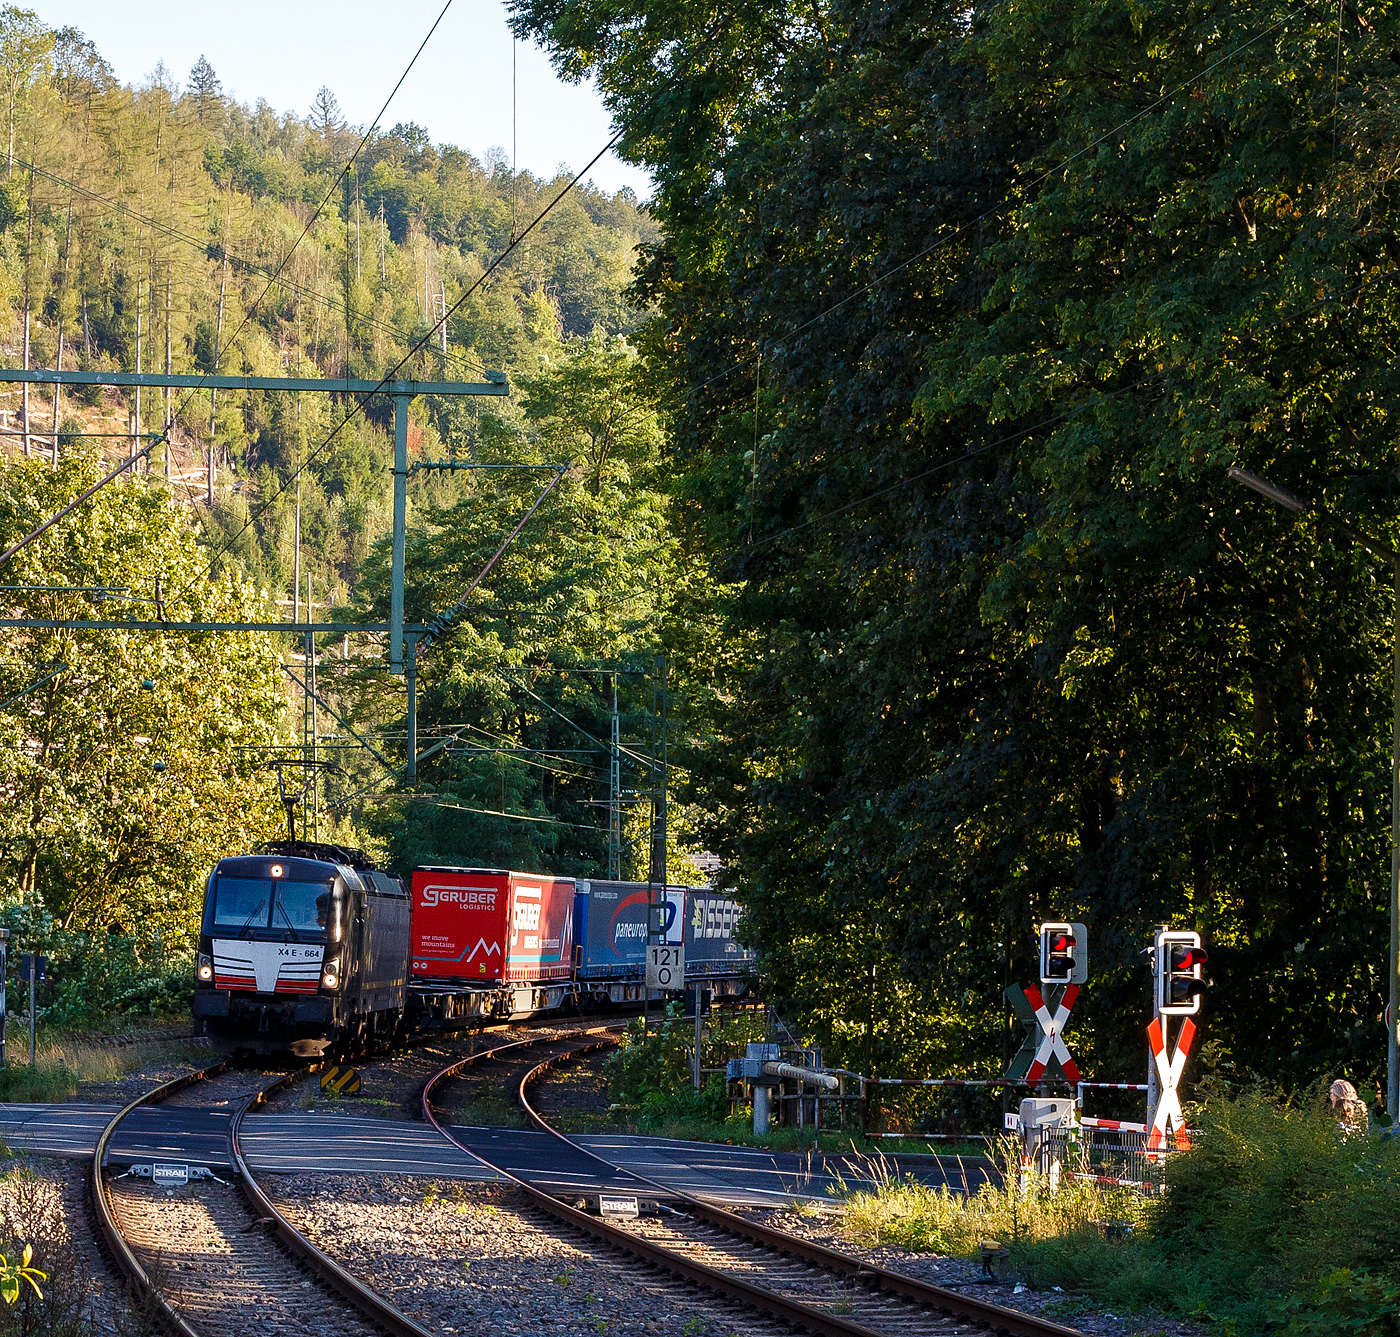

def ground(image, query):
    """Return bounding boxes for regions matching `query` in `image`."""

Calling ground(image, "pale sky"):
[28,0,651,199]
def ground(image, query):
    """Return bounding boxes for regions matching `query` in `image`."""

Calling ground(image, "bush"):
[994,1089,1400,1333]
[0,902,193,1033]
[604,1004,766,1128]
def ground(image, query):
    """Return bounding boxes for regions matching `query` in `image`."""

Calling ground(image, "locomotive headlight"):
[321,970,339,989]
[197,953,213,983]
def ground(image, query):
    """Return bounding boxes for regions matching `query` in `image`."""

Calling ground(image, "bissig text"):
[691,898,742,938]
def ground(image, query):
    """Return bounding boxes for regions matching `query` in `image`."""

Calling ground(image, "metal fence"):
[1029,1126,1184,1192]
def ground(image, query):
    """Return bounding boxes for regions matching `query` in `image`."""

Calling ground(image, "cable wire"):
[162,0,459,433]
[177,127,624,601]
[11,154,490,379]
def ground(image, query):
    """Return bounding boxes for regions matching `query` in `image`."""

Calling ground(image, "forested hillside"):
[514,0,1400,1088]
[0,20,655,597]
[0,9,671,971]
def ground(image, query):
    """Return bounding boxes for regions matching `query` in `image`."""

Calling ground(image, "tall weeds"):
[840,1143,1147,1257]
[835,1092,1400,1335]
[0,1035,212,1103]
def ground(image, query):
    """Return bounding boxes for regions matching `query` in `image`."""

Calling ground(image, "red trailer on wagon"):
[408,866,575,1022]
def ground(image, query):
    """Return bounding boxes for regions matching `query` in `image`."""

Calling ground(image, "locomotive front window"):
[212,877,272,929]
[273,880,333,932]
[212,877,333,933]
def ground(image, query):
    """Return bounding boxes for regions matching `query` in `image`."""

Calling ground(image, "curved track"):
[92,1059,434,1337]
[424,1033,1086,1337]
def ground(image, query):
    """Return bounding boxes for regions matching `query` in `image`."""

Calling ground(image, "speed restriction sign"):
[647,943,685,991]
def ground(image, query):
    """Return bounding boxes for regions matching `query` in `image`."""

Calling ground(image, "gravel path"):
[270,1171,787,1336]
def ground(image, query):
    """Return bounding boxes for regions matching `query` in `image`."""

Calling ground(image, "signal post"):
[1146,929,1209,1149]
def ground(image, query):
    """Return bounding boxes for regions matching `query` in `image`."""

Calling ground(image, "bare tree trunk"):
[210,212,228,437]
[131,269,142,462]
[52,191,74,468]
[21,159,33,457]
[164,263,171,478]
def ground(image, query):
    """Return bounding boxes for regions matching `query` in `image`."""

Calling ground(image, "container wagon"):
[572,880,685,1005]
[409,866,576,1023]
[572,880,755,1004]
[684,887,754,996]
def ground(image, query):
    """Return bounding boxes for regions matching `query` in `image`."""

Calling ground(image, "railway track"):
[424,1033,1086,1337]
[87,1017,621,1335]
[91,1058,434,1337]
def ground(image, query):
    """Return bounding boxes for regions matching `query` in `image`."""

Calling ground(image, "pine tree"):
[187,54,221,124]
[0,7,53,173]
[310,85,341,150]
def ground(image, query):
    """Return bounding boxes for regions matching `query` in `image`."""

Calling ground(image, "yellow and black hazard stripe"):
[319,1065,362,1095]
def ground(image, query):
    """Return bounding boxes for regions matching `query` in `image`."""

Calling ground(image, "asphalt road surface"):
[0,1102,991,1207]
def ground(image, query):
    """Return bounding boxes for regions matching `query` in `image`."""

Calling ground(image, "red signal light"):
[1169,945,1208,971]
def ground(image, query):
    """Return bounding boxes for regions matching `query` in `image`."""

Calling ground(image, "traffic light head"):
[1039,921,1088,985]
[1156,930,1209,1015]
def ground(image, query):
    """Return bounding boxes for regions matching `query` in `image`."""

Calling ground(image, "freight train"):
[192,841,754,1054]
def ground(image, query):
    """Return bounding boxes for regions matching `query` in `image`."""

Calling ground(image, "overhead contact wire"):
[180,128,625,601]
[163,0,460,433]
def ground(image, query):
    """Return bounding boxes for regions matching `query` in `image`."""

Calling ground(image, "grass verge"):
[834,1093,1400,1337]
[0,1027,215,1102]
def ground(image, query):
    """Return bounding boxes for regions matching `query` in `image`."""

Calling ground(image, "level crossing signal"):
[1155,929,1209,1015]
[1039,921,1088,985]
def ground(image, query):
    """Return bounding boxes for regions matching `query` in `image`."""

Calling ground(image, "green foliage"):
[0,1244,44,1306]
[1276,1270,1400,1337]
[349,334,701,875]
[999,1091,1400,1332]
[1150,1091,1400,1326]
[0,451,286,941]
[515,0,1400,1087]
[605,1008,723,1123]
[0,1062,74,1103]
[0,20,655,613]
[604,1005,763,1126]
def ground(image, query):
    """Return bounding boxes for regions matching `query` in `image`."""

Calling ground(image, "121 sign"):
[646,944,685,991]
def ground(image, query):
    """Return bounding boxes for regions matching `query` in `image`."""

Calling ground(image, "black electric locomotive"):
[193,840,411,1056]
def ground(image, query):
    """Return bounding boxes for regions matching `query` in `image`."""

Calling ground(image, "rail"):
[424,1033,1086,1337]
[228,1066,437,1337]
[517,1048,1089,1337]
[93,1057,434,1337]
[90,1059,231,1337]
